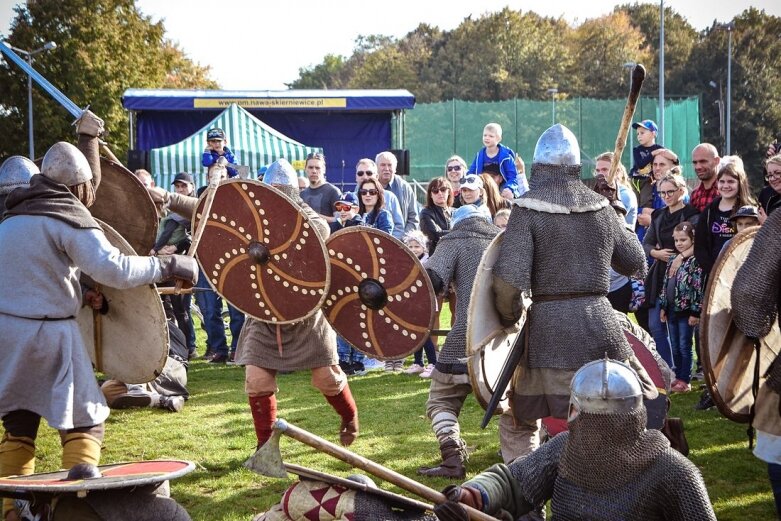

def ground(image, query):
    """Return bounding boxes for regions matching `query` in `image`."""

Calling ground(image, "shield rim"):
[79,218,168,383]
[0,460,195,494]
[192,179,331,324]
[323,226,436,360]
[700,227,778,423]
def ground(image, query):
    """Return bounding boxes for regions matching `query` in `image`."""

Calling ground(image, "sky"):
[1,0,780,90]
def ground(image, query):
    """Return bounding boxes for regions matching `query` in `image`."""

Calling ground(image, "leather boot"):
[418,438,466,479]
[324,386,359,446]
[248,393,277,448]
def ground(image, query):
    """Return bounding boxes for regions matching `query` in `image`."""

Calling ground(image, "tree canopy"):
[290,4,780,186]
[0,0,217,159]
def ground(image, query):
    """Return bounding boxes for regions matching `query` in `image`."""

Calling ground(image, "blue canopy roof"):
[122,89,415,112]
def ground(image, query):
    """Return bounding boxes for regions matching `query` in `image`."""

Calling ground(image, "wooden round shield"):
[466,232,525,415]
[0,460,194,497]
[701,228,781,423]
[77,219,168,384]
[34,156,158,255]
[193,179,330,324]
[322,227,436,360]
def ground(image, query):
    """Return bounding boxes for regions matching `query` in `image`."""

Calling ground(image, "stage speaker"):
[390,149,410,177]
[126,149,148,172]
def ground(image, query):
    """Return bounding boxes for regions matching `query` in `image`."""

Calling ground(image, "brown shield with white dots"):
[193,179,330,324]
[323,227,436,360]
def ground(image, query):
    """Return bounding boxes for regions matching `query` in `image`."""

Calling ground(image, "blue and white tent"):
[149,103,321,187]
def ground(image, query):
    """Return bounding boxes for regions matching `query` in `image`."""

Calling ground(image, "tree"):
[289,54,349,89]
[615,3,699,95]
[0,0,217,160]
[566,12,653,98]
[671,8,781,187]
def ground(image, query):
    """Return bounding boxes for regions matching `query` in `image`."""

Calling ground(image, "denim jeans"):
[194,269,246,357]
[665,307,694,382]
[413,338,438,366]
[649,300,673,369]
[336,336,364,363]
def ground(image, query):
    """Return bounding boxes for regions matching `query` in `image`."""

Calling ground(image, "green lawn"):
[24,312,776,520]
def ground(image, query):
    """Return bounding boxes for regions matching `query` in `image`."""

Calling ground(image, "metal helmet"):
[262,158,297,188]
[0,156,39,195]
[41,142,92,186]
[568,357,643,421]
[532,124,580,165]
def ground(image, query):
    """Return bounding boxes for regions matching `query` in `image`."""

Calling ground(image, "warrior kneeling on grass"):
[147,159,359,450]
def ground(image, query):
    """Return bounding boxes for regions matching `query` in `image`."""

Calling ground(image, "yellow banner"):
[194,98,347,109]
[291,160,306,170]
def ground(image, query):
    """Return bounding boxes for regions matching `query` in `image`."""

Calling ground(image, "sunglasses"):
[356,170,373,177]
[359,189,379,196]
[431,187,449,194]
[306,152,325,160]
[446,165,462,172]
[335,203,354,211]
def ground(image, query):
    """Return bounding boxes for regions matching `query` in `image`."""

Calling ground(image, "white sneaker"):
[393,360,404,372]
[384,361,396,372]
[405,363,425,375]
[420,364,435,378]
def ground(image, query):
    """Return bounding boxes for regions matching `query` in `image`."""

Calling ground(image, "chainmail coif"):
[517,163,608,214]
[559,408,669,491]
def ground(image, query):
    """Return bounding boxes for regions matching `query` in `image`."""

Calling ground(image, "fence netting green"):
[405,97,700,182]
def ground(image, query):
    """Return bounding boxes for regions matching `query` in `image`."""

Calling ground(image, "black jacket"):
[694,197,734,277]
[419,205,452,254]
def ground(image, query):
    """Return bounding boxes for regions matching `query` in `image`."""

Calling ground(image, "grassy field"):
[26,314,776,520]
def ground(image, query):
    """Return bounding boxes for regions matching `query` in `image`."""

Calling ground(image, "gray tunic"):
[0,215,162,429]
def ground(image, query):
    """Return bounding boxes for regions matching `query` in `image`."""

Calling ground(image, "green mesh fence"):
[405,97,700,182]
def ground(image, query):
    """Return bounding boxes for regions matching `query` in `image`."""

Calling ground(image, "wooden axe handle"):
[173,160,223,294]
[276,420,500,521]
[608,64,646,186]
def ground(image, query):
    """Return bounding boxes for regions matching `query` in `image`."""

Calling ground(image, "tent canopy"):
[149,103,321,187]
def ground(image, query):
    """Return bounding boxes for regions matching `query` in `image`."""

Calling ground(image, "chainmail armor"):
[425,217,500,370]
[515,164,607,214]
[551,446,715,520]
[559,409,669,491]
[495,204,647,369]
[731,209,781,339]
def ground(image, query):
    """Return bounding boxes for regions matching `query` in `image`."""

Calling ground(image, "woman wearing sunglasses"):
[642,173,700,369]
[357,178,393,235]
[444,156,467,209]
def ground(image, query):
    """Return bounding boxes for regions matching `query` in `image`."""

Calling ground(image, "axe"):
[246,419,501,521]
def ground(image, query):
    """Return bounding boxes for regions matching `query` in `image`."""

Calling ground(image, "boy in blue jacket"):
[202,128,238,178]
[467,122,528,199]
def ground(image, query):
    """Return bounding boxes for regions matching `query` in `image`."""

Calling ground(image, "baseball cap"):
[729,205,760,222]
[335,192,359,207]
[207,128,226,140]
[632,120,658,133]
[460,174,484,191]
[172,172,193,185]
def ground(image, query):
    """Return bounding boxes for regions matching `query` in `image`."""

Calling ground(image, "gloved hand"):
[433,501,469,521]
[442,484,484,510]
[158,255,198,289]
[75,109,105,137]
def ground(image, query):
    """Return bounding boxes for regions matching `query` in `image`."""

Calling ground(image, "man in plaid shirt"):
[689,143,721,212]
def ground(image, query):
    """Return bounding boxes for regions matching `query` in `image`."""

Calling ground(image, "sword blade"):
[0,41,83,118]
[480,320,528,429]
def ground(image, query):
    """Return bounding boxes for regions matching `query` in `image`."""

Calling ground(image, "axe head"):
[244,428,288,478]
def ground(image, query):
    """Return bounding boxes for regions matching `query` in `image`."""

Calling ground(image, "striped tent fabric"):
[149,103,322,187]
